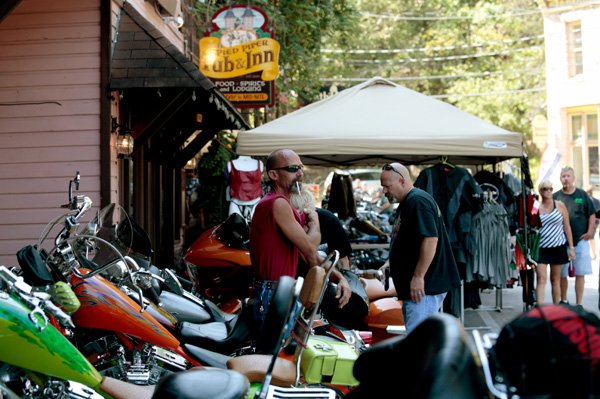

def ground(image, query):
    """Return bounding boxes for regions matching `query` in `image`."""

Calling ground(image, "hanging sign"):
[199,4,279,108]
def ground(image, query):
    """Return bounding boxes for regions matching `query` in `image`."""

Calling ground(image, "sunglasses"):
[382,163,404,178]
[270,164,304,173]
[540,187,553,192]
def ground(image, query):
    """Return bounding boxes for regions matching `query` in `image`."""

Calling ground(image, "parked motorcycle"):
[0,265,251,399]
[71,201,254,355]
[473,303,600,398]
[15,173,208,384]
[182,213,253,304]
[355,269,404,344]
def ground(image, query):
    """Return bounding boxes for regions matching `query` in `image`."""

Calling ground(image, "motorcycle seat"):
[101,376,156,399]
[347,313,487,399]
[361,277,397,301]
[182,276,299,378]
[152,368,249,399]
[229,265,332,386]
[177,301,252,355]
[148,265,238,324]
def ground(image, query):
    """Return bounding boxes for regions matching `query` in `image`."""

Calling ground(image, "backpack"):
[491,304,600,398]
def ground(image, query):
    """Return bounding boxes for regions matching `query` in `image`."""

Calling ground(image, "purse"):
[568,260,576,278]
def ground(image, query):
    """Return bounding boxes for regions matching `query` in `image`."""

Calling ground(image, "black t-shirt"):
[297,208,351,278]
[554,188,595,246]
[389,188,460,299]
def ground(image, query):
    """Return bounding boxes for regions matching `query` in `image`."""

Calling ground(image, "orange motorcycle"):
[182,213,253,305]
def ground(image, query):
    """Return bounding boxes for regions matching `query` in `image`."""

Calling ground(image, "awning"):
[110,2,249,132]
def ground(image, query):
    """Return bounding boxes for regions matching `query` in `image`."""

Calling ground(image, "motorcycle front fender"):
[0,293,102,389]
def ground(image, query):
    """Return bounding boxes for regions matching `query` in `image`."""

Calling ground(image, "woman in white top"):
[536,179,575,304]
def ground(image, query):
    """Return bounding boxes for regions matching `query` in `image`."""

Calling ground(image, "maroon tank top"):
[250,192,302,280]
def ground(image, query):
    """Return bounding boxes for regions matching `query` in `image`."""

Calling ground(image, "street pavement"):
[463,257,600,334]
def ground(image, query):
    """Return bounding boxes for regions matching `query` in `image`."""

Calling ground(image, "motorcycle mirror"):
[66,171,81,205]
[74,171,80,190]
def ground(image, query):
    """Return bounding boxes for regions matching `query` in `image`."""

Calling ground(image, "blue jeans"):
[251,282,300,339]
[402,292,447,333]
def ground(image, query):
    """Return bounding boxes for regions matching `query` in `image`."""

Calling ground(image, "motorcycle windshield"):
[72,203,153,271]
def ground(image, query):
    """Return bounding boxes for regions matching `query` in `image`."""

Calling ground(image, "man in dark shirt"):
[553,167,596,306]
[380,162,461,332]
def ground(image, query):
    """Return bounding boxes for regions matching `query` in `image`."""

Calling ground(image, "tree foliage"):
[192,0,545,158]
[317,0,545,157]
[192,0,360,106]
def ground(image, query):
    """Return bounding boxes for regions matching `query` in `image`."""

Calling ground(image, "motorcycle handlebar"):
[0,266,75,330]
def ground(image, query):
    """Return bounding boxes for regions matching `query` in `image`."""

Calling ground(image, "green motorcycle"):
[0,266,249,399]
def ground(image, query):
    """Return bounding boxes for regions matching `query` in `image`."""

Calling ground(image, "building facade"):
[540,0,600,190]
[0,0,247,266]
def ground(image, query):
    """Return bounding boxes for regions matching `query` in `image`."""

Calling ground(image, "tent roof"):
[236,77,523,166]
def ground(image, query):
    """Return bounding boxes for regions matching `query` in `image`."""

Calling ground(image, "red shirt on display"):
[229,160,263,201]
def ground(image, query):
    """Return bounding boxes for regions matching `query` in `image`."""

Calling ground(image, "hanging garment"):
[474,170,518,234]
[466,202,514,288]
[228,160,263,201]
[327,173,356,219]
[415,164,482,267]
[516,194,542,229]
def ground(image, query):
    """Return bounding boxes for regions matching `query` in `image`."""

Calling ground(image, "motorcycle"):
[473,303,600,398]
[15,173,210,384]
[71,201,255,356]
[182,213,401,346]
[355,269,405,344]
[0,265,250,399]
[182,213,253,305]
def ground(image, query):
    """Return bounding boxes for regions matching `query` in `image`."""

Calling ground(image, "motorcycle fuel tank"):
[71,272,181,350]
[0,291,103,388]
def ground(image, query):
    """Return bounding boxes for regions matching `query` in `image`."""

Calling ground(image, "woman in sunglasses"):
[536,179,575,304]
[380,162,460,333]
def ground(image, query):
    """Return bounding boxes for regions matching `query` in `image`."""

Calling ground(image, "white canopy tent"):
[236,77,523,166]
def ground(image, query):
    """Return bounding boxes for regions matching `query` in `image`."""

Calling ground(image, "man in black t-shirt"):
[553,167,596,306]
[380,162,460,332]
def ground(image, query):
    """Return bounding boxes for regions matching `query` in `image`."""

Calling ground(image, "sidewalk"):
[463,259,600,334]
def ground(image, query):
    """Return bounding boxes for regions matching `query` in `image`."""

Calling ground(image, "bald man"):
[380,162,460,332]
[250,148,351,330]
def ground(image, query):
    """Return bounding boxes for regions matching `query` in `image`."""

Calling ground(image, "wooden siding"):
[0,0,102,266]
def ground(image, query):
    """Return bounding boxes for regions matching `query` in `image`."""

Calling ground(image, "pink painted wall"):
[0,0,102,266]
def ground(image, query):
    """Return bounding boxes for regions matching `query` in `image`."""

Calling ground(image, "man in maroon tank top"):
[250,148,351,329]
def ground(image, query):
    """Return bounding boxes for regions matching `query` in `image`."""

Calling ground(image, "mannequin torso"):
[227,156,264,220]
